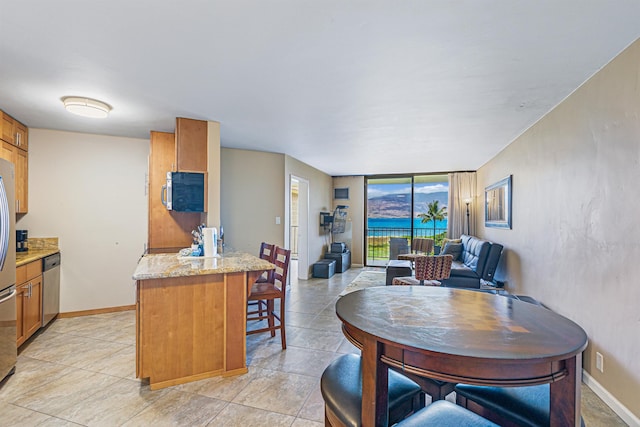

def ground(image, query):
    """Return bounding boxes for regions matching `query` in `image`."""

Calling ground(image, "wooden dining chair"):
[392,254,453,286]
[246,246,291,349]
[256,242,276,283]
[411,238,434,255]
[249,242,277,318]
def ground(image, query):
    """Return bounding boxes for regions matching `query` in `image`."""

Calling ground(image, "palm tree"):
[418,200,447,243]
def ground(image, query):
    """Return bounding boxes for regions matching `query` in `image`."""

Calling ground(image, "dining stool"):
[250,242,276,318]
[455,383,586,427]
[246,246,291,349]
[320,353,425,427]
[256,242,276,283]
[395,400,499,427]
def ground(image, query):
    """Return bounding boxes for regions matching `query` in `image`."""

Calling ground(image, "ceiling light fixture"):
[61,96,112,118]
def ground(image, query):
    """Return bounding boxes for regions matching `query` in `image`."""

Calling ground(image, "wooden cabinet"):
[15,147,28,213]
[175,117,207,172]
[14,121,28,150]
[147,131,203,252]
[16,260,43,347]
[1,112,14,144]
[1,111,28,149]
[0,110,28,214]
[0,141,28,214]
[136,269,261,389]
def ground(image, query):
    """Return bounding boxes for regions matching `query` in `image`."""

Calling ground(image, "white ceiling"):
[1,1,639,176]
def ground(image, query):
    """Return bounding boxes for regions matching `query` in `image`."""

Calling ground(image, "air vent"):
[334,187,349,200]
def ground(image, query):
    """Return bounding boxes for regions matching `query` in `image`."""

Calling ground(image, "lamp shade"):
[62,97,111,118]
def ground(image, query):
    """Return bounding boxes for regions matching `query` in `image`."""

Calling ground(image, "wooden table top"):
[336,286,587,361]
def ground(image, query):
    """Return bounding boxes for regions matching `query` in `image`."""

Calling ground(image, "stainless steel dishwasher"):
[42,253,61,327]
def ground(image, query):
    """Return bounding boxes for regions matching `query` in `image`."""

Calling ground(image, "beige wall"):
[284,155,333,277]
[332,176,365,266]
[17,129,148,312]
[477,39,640,419]
[220,148,285,253]
[206,121,221,227]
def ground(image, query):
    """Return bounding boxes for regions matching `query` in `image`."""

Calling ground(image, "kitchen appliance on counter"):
[0,158,17,382]
[16,229,28,252]
[42,253,61,327]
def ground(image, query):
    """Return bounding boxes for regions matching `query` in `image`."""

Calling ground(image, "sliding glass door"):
[366,174,448,266]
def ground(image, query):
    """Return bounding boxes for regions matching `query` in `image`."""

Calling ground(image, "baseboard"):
[583,370,640,427]
[58,305,135,318]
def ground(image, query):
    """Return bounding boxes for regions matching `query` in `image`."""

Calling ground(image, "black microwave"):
[161,172,205,212]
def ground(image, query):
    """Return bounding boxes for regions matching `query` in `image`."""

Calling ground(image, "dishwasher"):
[42,253,61,327]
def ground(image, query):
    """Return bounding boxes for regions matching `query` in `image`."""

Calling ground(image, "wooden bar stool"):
[246,246,291,349]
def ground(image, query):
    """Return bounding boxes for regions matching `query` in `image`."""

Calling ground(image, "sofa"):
[440,235,503,289]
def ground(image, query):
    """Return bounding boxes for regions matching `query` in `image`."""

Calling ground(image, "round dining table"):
[335,286,588,427]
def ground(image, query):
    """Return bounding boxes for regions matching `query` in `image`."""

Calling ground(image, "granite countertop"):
[16,237,60,267]
[132,250,276,280]
[16,248,60,267]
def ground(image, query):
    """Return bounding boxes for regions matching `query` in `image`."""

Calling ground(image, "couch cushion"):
[441,242,463,261]
[449,261,479,278]
[442,238,462,246]
[481,243,503,282]
[460,235,491,275]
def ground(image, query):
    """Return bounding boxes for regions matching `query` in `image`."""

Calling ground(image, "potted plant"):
[418,201,447,254]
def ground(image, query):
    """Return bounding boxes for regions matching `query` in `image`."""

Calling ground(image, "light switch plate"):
[275,216,281,225]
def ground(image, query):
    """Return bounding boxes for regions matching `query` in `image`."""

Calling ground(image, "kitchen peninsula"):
[132,250,275,390]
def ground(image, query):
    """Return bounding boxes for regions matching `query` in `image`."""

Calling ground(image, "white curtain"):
[447,172,477,239]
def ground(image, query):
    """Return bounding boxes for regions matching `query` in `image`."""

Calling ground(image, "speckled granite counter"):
[132,250,275,280]
[16,237,60,267]
[134,249,275,390]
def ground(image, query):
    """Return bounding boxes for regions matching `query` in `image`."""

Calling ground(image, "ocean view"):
[367,217,448,237]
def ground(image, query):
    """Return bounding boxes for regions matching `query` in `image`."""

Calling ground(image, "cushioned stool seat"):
[313,259,336,278]
[385,260,412,285]
[321,354,424,427]
[455,384,585,427]
[395,400,499,427]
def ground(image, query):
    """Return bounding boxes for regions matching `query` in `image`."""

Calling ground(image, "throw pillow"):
[442,238,462,246]
[441,242,463,261]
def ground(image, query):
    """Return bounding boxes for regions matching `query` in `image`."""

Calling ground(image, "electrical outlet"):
[596,352,604,373]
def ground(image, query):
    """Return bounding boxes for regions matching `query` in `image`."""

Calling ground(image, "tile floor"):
[0,264,628,426]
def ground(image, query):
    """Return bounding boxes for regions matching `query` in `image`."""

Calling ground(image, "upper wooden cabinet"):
[0,141,28,214]
[175,118,207,172]
[147,131,203,252]
[14,121,28,150]
[0,110,29,214]
[15,148,28,213]
[1,110,28,149]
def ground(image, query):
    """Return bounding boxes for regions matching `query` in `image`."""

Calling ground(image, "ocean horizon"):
[367,217,448,237]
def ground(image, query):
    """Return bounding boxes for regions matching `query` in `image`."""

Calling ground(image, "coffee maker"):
[16,230,28,252]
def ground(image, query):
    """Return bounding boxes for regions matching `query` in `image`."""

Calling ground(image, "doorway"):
[290,176,309,280]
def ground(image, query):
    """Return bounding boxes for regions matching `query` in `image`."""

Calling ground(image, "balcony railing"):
[366,227,448,265]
